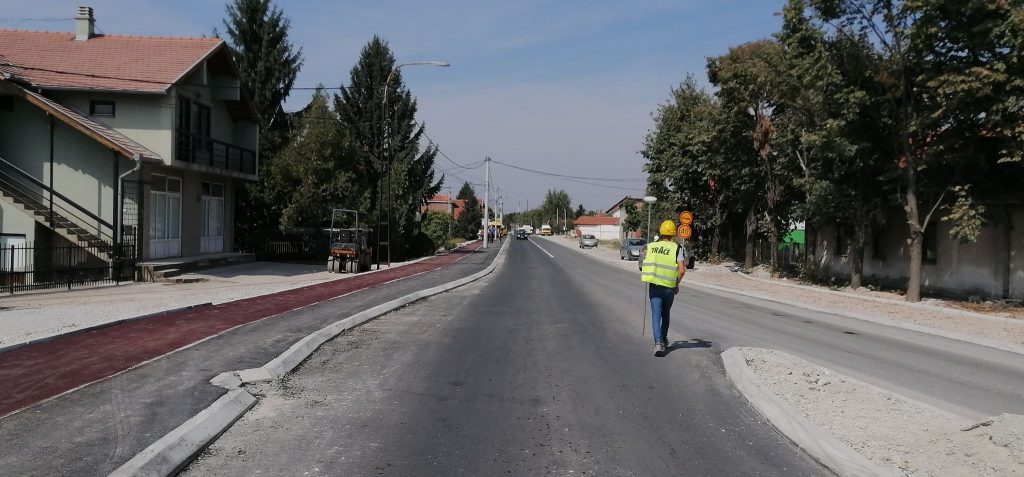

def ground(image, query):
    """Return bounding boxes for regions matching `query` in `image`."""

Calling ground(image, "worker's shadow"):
[664,339,712,355]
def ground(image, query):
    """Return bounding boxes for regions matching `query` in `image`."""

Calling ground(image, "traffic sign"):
[678,210,694,225]
[677,224,693,239]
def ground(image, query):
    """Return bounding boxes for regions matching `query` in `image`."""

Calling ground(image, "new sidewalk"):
[0,242,497,477]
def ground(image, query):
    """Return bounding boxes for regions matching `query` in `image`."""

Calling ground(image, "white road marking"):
[528,239,555,258]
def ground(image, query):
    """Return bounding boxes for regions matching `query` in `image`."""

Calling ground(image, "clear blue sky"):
[2,0,787,211]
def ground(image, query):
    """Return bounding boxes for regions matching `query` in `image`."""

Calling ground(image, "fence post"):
[8,244,14,295]
[66,246,72,290]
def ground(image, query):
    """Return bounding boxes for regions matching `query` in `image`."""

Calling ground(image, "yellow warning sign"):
[678,211,694,225]
[677,224,693,239]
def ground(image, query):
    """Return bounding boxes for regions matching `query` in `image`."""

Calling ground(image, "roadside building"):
[606,196,642,241]
[0,7,259,289]
[573,215,620,241]
[424,194,459,217]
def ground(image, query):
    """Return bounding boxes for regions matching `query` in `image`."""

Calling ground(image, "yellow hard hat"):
[658,220,677,237]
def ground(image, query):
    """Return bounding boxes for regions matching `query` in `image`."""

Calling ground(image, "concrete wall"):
[1010,208,1024,300]
[48,91,173,161]
[578,224,620,241]
[815,207,1021,299]
[0,94,135,235]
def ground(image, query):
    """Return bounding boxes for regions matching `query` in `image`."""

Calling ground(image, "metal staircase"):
[0,155,117,260]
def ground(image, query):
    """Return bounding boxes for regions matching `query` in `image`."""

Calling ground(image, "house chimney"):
[74,6,95,41]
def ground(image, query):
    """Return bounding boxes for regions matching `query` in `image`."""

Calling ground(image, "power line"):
[490,159,647,182]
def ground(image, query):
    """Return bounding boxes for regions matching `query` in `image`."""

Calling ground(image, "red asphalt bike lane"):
[0,242,484,418]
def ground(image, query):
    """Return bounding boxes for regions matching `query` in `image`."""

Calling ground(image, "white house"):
[606,196,642,241]
[0,6,258,275]
[573,216,621,241]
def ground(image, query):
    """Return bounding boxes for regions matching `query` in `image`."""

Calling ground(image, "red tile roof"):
[0,29,222,93]
[574,216,620,226]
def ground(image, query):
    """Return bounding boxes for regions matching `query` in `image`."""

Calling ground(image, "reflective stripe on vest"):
[641,241,679,288]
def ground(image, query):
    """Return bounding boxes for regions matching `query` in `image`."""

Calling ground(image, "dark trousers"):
[648,284,674,345]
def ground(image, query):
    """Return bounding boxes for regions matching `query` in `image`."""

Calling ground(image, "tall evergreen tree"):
[455,182,483,239]
[222,0,303,152]
[334,36,444,260]
[222,0,303,249]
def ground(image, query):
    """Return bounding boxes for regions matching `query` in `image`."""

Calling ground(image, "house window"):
[201,182,224,198]
[923,225,938,264]
[177,98,211,138]
[89,100,115,117]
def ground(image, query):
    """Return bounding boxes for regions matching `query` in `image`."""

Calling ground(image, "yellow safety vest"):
[641,241,680,288]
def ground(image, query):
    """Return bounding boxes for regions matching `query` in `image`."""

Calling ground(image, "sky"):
[0,0,787,212]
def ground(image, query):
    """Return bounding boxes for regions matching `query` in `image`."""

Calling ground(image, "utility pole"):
[483,157,491,248]
[445,186,452,247]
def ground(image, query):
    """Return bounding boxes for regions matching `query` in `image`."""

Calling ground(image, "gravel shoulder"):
[738,347,1024,477]
[537,235,1024,348]
[0,259,422,348]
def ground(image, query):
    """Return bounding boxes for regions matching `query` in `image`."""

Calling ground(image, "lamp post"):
[377,60,449,268]
[643,196,657,241]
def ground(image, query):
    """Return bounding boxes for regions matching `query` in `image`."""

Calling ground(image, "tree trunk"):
[804,223,817,274]
[904,158,923,302]
[710,194,724,261]
[711,227,721,261]
[849,222,866,290]
[767,218,780,276]
[744,208,757,269]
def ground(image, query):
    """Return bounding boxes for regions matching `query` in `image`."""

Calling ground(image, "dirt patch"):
[739,347,1024,476]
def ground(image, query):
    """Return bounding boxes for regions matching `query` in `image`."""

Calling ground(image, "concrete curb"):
[689,280,1024,357]
[108,389,256,477]
[721,348,894,477]
[108,240,507,477]
[730,267,1022,326]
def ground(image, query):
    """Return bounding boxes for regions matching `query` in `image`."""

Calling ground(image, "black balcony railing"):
[175,130,257,175]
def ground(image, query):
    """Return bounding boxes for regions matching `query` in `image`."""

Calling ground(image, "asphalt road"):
[0,245,498,477]
[537,237,1024,421]
[184,238,826,476]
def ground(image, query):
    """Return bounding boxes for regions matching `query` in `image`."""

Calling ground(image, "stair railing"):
[0,155,116,249]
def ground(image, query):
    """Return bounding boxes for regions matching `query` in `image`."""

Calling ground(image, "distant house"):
[424,195,458,217]
[574,215,620,241]
[606,196,642,240]
[0,7,258,269]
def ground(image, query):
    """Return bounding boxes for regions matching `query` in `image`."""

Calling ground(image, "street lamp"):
[377,60,450,269]
[643,196,657,241]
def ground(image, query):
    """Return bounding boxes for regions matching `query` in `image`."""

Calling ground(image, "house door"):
[200,182,224,254]
[149,176,181,259]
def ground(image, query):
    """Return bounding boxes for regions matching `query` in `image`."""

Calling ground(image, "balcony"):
[174,130,257,176]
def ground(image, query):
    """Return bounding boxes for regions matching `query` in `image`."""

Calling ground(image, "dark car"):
[516,229,528,240]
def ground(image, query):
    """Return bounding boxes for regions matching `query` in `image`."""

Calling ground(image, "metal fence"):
[0,242,136,294]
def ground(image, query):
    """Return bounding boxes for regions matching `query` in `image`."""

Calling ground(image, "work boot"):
[653,342,666,357]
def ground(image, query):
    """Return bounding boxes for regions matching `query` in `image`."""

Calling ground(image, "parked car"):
[619,238,647,261]
[579,234,598,249]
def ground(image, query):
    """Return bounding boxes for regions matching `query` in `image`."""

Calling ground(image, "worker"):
[640,220,686,357]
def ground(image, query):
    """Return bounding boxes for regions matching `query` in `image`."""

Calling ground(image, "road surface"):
[184,239,826,476]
